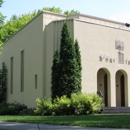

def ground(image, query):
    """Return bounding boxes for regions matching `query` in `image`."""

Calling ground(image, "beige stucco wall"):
[74,20,130,106]
[1,11,130,107]
[0,11,67,108]
[0,13,44,107]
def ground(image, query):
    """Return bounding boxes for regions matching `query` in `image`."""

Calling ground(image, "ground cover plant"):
[0,115,130,128]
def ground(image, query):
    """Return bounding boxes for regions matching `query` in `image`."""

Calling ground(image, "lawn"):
[0,114,130,128]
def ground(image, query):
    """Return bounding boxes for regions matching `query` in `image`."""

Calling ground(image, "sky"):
[1,0,130,23]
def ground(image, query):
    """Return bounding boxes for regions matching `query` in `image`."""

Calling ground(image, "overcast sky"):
[1,0,130,23]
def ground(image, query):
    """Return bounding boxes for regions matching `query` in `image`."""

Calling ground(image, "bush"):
[53,95,74,115]
[19,108,35,115]
[35,93,104,116]
[0,101,35,115]
[71,93,103,115]
[34,98,53,115]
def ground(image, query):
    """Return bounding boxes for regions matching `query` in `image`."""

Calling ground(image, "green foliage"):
[59,22,79,97]
[0,12,6,24]
[64,9,79,15]
[74,39,82,91]
[0,63,7,103]
[71,93,103,115]
[0,7,79,46]
[19,108,35,115]
[43,6,79,15]
[51,51,60,99]
[0,101,35,115]
[0,0,3,5]
[0,0,6,24]
[51,22,81,98]
[0,10,39,45]
[43,6,62,14]
[34,98,53,116]
[53,95,73,115]
[1,115,130,128]
[35,93,103,116]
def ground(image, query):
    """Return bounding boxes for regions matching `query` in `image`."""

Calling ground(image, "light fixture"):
[125,23,130,27]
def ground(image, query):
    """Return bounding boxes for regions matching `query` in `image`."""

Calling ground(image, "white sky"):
[1,0,130,23]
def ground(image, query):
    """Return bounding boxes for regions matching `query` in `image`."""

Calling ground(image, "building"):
[0,11,130,108]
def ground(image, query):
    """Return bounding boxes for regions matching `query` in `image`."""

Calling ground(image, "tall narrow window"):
[21,50,24,92]
[35,74,37,89]
[10,57,13,94]
[118,52,124,64]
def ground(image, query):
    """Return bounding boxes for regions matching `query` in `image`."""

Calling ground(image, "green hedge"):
[0,101,35,115]
[35,93,104,116]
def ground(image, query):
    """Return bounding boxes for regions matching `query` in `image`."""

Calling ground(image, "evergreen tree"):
[59,22,79,97]
[74,39,82,91]
[51,22,82,98]
[51,51,60,99]
[0,63,7,103]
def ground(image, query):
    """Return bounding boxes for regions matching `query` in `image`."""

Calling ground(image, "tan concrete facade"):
[0,11,130,107]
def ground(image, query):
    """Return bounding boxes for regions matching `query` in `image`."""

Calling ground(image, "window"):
[21,50,24,92]
[10,57,13,94]
[35,74,37,89]
[118,52,124,64]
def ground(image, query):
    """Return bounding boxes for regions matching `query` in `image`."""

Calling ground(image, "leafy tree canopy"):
[43,7,79,15]
[43,7,62,14]
[0,0,6,25]
[0,0,3,7]
[0,7,79,47]
[64,9,79,15]
[0,10,39,46]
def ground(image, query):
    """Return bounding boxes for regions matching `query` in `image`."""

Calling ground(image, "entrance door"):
[104,74,108,106]
[120,75,125,106]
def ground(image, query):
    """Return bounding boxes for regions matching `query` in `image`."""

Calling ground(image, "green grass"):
[0,114,130,128]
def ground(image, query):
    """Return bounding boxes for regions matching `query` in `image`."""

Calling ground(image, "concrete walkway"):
[0,121,128,130]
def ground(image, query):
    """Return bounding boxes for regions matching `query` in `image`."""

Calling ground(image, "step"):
[101,107,130,114]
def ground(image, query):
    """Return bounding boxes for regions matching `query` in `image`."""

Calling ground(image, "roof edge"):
[4,11,44,44]
[78,13,125,25]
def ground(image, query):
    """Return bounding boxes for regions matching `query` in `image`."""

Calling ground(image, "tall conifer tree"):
[74,39,82,91]
[51,22,82,98]
[51,51,60,99]
[59,22,79,97]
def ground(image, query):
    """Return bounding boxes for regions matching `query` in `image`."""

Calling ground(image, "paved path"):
[0,121,128,130]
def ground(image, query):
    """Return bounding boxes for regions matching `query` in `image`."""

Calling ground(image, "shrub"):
[53,95,73,115]
[71,93,103,115]
[0,101,35,115]
[35,93,104,116]
[0,102,12,115]
[34,98,53,116]
[88,94,104,112]
[19,108,35,115]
